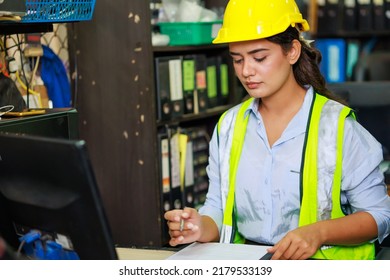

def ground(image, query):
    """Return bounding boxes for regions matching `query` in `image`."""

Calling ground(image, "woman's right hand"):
[164,207,202,246]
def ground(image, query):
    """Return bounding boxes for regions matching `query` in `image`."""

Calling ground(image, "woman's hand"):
[267,212,378,259]
[164,207,202,246]
[267,223,324,260]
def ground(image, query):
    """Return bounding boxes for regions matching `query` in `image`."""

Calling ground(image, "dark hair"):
[267,26,347,105]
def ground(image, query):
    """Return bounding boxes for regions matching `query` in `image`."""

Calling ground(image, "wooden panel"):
[68,1,162,247]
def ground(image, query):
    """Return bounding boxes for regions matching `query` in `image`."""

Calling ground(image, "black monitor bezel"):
[0,132,118,260]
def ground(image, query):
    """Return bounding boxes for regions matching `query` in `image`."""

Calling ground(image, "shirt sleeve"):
[198,125,224,233]
[342,117,390,243]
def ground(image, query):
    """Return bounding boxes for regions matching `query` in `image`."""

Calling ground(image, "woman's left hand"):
[267,223,324,260]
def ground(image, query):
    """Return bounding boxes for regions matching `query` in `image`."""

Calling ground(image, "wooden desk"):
[116,248,175,260]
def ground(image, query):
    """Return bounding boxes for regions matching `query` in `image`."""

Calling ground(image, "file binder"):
[385,0,390,29]
[194,54,209,113]
[327,0,342,32]
[168,128,182,210]
[157,131,172,243]
[315,38,347,83]
[155,57,172,121]
[317,0,328,34]
[183,138,195,208]
[317,0,342,35]
[373,0,386,30]
[218,56,229,106]
[206,56,219,108]
[342,0,358,31]
[179,132,188,207]
[314,39,328,80]
[182,55,196,114]
[179,132,195,208]
[346,40,360,80]
[190,127,210,209]
[357,0,373,31]
[168,57,184,118]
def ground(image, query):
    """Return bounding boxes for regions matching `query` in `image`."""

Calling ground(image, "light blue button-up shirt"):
[199,87,390,245]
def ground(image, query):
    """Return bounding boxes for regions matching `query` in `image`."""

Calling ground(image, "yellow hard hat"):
[213,0,310,44]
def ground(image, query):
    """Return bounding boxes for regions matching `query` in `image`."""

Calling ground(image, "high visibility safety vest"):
[217,93,375,260]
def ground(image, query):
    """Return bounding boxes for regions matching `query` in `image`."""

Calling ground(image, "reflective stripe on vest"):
[217,93,375,259]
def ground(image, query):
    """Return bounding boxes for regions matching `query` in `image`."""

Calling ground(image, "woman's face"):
[229,39,298,100]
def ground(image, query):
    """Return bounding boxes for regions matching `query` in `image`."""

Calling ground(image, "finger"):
[169,235,184,246]
[267,243,280,259]
[298,251,314,260]
[168,221,199,234]
[267,245,277,253]
[169,229,184,238]
[270,240,291,260]
[181,207,197,219]
[169,229,196,246]
[180,208,200,231]
[280,243,299,260]
[166,220,178,231]
[167,219,180,231]
[290,250,307,260]
[288,243,315,260]
[293,245,316,260]
[164,209,183,222]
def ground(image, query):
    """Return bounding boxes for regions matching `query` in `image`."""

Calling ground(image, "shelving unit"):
[307,0,390,163]
[157,104,231,128]
[67,0,239,248]
[153,43,241,130]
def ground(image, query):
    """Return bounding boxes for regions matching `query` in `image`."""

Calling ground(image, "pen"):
[179,219,184,232]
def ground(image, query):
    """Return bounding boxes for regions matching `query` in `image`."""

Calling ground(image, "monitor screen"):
[0,133,118,260]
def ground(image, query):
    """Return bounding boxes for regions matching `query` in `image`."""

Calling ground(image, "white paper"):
[166,242,272,260]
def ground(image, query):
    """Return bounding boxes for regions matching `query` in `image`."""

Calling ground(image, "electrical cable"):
[0,39,7,75]
[0,105,14,119]
[15,70,42,108]
[16,35,30,109]
[16,239,25,258]
[30,56,40,89]
[69,22,78,108]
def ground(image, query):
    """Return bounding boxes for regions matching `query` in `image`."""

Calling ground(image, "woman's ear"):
[288,39,301,65]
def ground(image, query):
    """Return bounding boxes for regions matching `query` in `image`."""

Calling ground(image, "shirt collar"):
[242,85,314,135]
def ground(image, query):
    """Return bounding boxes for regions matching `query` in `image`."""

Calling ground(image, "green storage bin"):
[158,21,222,46]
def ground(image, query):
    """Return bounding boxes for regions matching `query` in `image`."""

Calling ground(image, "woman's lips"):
[246,82,261,89]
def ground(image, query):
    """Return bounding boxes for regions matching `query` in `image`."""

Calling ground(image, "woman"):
[164,0,390,260]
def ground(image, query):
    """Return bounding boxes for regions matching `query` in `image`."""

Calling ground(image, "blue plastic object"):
[19,230,80,260]
[22,0,96,23]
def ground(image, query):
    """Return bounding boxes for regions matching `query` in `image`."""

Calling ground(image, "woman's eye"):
[233,58,243,64]
[255,57,266,63]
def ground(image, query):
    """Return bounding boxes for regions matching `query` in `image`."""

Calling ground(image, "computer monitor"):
[0,108,79,140]
[0,133,118,260]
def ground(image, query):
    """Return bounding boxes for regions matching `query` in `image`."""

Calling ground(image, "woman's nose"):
[242,61,255,78]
